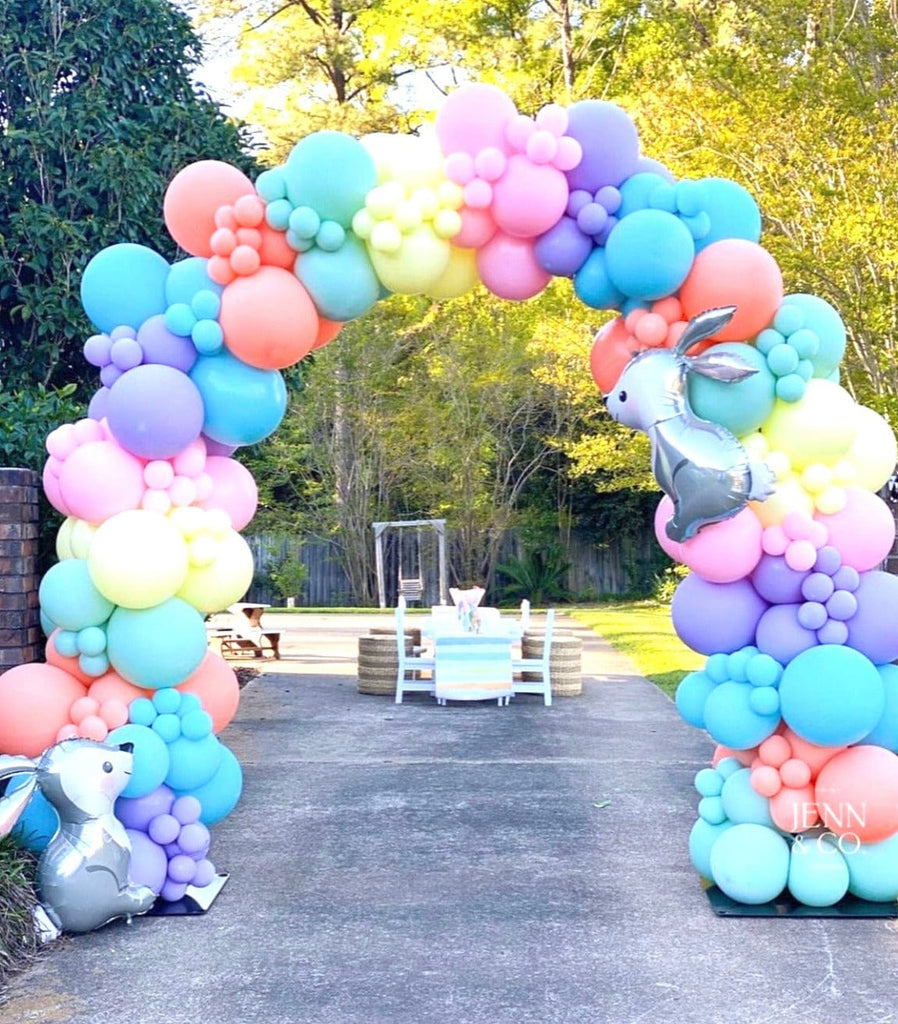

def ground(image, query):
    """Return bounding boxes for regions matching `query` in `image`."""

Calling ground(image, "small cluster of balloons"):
[0,75,894,917]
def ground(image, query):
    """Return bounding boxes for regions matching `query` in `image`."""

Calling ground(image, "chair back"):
[519,599,531,631]
[541,608,556,667]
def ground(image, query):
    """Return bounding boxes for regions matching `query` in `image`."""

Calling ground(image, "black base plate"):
[146,872,229,917]
[704,883,898,918]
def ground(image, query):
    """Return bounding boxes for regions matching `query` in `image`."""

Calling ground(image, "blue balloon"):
[688,343,776,436]
[675,670,715,729]
[282,131,377,225]
[721,768,775,827]
[176,743,243,825]
[863,664,898,750]
[846,833,898,901]
[776,294,846,379]
[107,723,171,798]
[80,243,170,333]
[693,177,762,253]
[573,247,625,310]
[165,734,223,791]
[787,835,849,907]
[165,257,223,306]
[7,776,58,853]
[779,645,885,746]
[605,209,695,301]
[703,681,780,749]
[689,817,734,880]
[710,823,790,904]
[190,349,287,446]
[106,598,208,690]
[39,559,115,632]
[296,234,382,321]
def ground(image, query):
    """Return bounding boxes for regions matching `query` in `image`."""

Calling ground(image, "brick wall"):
[0,468,42,669]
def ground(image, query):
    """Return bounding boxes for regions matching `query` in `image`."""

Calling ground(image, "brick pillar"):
[0,468,42,669]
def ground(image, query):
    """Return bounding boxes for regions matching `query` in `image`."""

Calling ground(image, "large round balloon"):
[176,529,254,614]
[762,380,858,472]
[815,745,898,844]
[80,244,170,333]
[199,456,258,530]
[605,209,695,301]
[564,100,640,191]
[670,575,768,655]
[709,823,790,904]
[106,364,205,460]
[190,350,287,447]
[39,558,115,631]
[55,439,145,524]
[688,342,776,437]
[844,571,898,664]
[177,652,240,734]
[845,832,898,901]
[787,835,849,907]
[163,161,255,257]
[0,664,87,757]
[815,489,896,572]
[105,598,208,690]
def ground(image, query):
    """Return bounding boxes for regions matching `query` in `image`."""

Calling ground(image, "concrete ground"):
[3,612,898,1024]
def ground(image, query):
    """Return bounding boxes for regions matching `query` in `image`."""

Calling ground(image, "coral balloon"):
[163,161,254,257]
[219,267,319,370]
[590,317,637,394]
[679,239,783,342]
[816,745,898,843]
[177,652,240,734]
[0,664,87,757]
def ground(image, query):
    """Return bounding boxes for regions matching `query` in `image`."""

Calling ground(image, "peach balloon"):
[312,317,343,351]
[219,267,319,370]
[769,785,818,833]
[816,745,898,843]
[177,651,240,733]
[590,317,636,395]
[0,664,87,757]
[780,728,843,779]
[680,239,783,342]
[258,223,297,270]
[87,670,150,709]
[163,161,255,257]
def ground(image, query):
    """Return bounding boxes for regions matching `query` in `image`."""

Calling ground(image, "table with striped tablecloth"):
[433,634,514,704]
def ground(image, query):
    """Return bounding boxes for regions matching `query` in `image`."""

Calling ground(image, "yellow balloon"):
[88,510,189,609]
[843,405,898,492]
[176,529,254,613]
[750,474,815,527]
[368,226,451,294]
[426,246,480,300]
[762,380,857,470]
[56,517,98,560]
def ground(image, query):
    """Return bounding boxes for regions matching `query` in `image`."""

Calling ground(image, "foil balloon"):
[605,306,775,541]
[0,739,156,934]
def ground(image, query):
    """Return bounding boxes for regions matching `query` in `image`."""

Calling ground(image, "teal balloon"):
[80,243,170,332]
[703,681,780,750]
[710,823,790,904]
[863,664,898,750]
[605,209,695,301]
[693,177,762,253]
[688,817,734,880]
[617,172,670,217]
[675,670,715,729]
[106,598,208,690]
[295,234,382,321]
[165,257,223,306]
[7,776,58,853]
[778,294,846,379]
[39,559,115,631]
[165,734,223,791]
[176,743,243,826]
[720,768,774,827]
[107,724,171,798]
[779,645,884,746]
[283,131,377,225]
[573,247,625,310]
[846,832,898,901]
[688,342,776,436]
[190,349,287,446]
[787,835,849,907]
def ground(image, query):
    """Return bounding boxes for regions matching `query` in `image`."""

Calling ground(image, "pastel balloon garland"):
[0,79,895,919]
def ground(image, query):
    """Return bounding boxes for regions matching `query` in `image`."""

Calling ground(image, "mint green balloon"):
[283,131,377,226]
[106,597,207,689]
[688,342,776,437]
[787,835,849,907]
[39,558,114,631]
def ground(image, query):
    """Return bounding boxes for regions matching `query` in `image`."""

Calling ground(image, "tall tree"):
[0,0,254,395]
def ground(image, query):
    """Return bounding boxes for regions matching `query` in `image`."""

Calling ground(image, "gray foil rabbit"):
[0,738,156,935]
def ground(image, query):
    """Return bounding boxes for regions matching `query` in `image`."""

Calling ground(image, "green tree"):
[0,0,255,395]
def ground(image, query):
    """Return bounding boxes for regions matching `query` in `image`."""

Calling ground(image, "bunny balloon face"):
[605,306,775,541]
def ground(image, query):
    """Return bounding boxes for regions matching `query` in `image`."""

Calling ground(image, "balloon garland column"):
[0,79,895,920]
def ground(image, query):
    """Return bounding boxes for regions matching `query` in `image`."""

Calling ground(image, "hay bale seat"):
[357,632,417,695]
[521,629,583,697]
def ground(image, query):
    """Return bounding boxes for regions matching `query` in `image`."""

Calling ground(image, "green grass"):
[0,836,41,987]
[571,601,703,697]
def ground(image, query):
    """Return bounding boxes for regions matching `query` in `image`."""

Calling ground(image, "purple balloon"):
[107,364,204,459]
[670,575,768,655]
[750,554,807,604]
[633,155,676,183]
[116,784,176,831]
[534,216,594,276]
[88,386,111,421]
[202,435,238,457]
[846,571,898,664]
[137,314,198,373]
[755,604,817,664]
[564,100,640,191]
[126,829,167,894]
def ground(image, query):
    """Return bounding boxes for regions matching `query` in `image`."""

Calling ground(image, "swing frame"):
[372,518,448,608]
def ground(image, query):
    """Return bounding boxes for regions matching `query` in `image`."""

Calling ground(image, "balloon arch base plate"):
[703,882,898,918]
[146,872,229,917]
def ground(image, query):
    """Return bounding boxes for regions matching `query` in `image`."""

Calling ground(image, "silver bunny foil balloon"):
[605,306,776,542]
[0,738,156,934]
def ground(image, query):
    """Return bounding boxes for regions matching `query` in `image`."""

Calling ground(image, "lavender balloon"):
[564,100,640,191]
[136,314,198,373]
[534,216,593,276]
[670,574,769,655]
[106,364,204,459]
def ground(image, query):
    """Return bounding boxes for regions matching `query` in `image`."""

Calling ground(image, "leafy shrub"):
[497,543,572,605]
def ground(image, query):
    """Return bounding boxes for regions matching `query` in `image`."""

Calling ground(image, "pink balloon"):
[678,506,764,583]
[200,456,259,530]
[476,232,550,300]
[58,439,146,524]
[490,156,570,239]
[452,209,498,249]
[654,496,683,561]
[42,459,69,516]
[814,488,896,571]
[435,83,517,156]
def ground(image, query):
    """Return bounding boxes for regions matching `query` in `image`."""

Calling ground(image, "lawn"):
[571,601,703,698]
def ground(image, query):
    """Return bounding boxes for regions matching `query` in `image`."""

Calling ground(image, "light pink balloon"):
[200,456,258,530]
[815,487,896,571]
[677,506,763,583]
[654,496,683,561]
[58,439,145,524]
[435,83,517,156]
[452,208,497,249]
[490,156,570,238]
[42,459,70,516]
[476,232,550,300]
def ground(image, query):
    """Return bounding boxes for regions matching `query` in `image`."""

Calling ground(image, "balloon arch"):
[2,81,898,924]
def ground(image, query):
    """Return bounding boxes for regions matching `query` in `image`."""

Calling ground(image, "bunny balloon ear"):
[674,305,737,358]
[0,755,37,839]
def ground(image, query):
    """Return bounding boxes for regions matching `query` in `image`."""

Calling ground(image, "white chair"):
[395,596,436,703]
[511,608,555,706]
[519,599,531,631]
